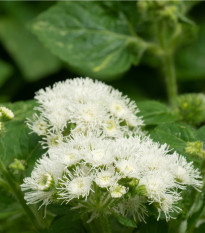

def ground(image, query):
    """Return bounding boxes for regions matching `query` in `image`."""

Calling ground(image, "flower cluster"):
[22,78,201,222]
[28,78,143,141]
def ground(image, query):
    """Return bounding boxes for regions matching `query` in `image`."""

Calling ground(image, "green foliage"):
[137,100,178,125]
[196,126,205,146]
[176,22,205,81]
[0,17,60,81]
[0,101,43,172]
[0,60,13,87]
[0,2,61,81]
[113,213,137,228]
[49,212,84,233]
[150,122,197,161]
[194,223,205,233]
[138,217,168,233]
[29,1,147,80]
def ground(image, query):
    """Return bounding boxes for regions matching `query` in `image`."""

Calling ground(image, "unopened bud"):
[0,107,14,121]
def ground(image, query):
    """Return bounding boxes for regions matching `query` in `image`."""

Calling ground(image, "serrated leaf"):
[150,123,197,158]
[0,16,60,81]
[30,1,147,80]
[0,101,43,172]
[137,101,178,125]
[0,60,13,87]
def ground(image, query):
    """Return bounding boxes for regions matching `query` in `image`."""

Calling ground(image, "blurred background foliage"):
[0,0,205,104]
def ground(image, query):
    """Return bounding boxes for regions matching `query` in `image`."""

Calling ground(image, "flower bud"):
[185,141,205,159]
[0,107,14,121]
[174,94,205,126]
[9,159,25,174]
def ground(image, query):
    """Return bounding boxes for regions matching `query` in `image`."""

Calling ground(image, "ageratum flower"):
[28,78,144,145]
[22,132,202,220]
[21,77,202,222]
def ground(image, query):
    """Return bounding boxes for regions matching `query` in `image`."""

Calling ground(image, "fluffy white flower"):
[95,169,119,188]
[139,171,176,203]
[170,153,202,190]
[110,184,127,198]
[21,156,64,206]
[27,114,48,136]
[48,142,81,167]
[158,193,182,221]
[58,169,93,203]
[22,77,202,222]
[30,77,143,141]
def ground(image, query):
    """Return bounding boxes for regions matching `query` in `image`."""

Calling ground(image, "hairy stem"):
[0,160,45,232]
[93,215,112,233]
[162,53,177,106]
[157,21,178,105]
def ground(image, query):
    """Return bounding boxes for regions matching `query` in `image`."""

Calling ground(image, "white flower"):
[115,158,139,178]
[139,171,176,203]
[21,156,64,206]
[110,184,127,198]
[48,142,80,167]
[95,169,119,188]
[158,193,182,221]
[30,77,143,141]
[27,114,48,136]
[170,153,202,190]
[58,170,93,203]
[22,77,202,222]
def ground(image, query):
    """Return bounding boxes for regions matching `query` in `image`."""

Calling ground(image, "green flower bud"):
[0,107,14,121]
[9,158,25,174]
[185,141,205,159]
[129,178,139,187]
[174,94,205,126]
[135,185,148,197]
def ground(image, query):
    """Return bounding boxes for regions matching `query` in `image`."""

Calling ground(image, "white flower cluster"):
[22,78,202,222]
[27,77,143,141]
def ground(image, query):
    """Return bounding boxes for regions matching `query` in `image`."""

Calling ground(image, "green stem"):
[162,53,177,106]
[157,21,178,105]
[0,160,45,232]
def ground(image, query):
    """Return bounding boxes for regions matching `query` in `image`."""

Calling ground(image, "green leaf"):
[176,23,205,81]
[113,213,137,228]
[194,223,205,233]
[0,100,43,172]
[0,60,13,87]
[30,1,147,80]
[138,217,168,233]
[150,123,197,158]
[196,126,205,146]
[0,16,61,81]
[50,214,83,233]
[137,100,178,125]
[0,187,20,218]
